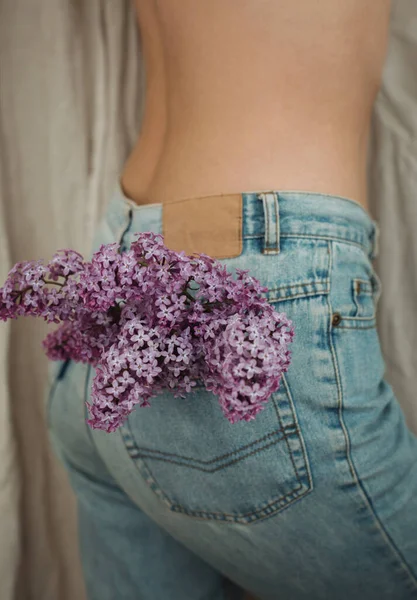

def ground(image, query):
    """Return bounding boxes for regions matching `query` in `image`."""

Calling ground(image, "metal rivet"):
[332,313,342,327]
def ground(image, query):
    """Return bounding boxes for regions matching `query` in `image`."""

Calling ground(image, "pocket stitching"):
[338,270,381,327]
[337,323,377,330]
[267,278,329,303]
[120,373,313,524]
[353,278,374,296]
[335,315,377,330]
[128,427,293,470]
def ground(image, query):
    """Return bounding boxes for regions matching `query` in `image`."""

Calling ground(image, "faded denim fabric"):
[47,188,417,600]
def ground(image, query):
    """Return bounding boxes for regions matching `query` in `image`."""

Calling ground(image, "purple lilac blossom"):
[0,232,294,432]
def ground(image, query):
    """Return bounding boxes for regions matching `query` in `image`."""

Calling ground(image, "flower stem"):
[43,279,65,287]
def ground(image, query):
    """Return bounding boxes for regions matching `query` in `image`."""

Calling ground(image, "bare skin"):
[122,2,392,597]
[121,0,168,203]
[122,0,392,213]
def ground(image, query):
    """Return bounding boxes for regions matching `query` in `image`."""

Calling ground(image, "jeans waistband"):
[105,185,379,260]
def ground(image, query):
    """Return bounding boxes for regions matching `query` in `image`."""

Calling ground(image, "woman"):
[49,1,417,598]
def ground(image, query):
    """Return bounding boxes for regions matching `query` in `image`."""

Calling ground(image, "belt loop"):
[257,192,280,254]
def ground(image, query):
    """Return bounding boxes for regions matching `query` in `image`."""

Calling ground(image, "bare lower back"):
[122,0,392,210]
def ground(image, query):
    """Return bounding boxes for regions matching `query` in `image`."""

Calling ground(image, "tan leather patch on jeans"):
[162,194,243,258]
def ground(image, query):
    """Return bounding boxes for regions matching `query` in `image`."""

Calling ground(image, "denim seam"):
[269,281,326,291]
[336,324,377,330]
[354,290,374,297]
[352,290,360,317]
[353,278,374,291]
[121,385,312,523]
[271,394,303,492]
[339,315,376,322]
[120,425,174,509]
[336,298,377,327]
[273,192,280,253]
[328,240,417,590]
[244,233,371,255]
[122,428,309,523]
[264,193,270,251]
[269,290,329,303]
[129,427,293,466]
[134,433,290,474]
[328,240,361,484]
[168,486,304,523]
[282,374,313,494]
[259,192,281,254]
[267,277,329,299]
[337,314,377,329]
[351,277,376,320]
[169,473,309,521]
[168,448,312,522]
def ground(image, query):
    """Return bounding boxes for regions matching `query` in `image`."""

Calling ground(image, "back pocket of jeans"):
[120,372,312,524]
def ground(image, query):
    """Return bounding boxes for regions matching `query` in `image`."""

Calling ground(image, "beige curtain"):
[0,2,143,598]
[0,1,416,598]
[368,0,417,433]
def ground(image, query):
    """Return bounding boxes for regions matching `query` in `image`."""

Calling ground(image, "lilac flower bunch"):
[0,233,294,432]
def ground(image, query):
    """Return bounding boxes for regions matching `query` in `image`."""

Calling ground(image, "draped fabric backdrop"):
[0,1,415,598]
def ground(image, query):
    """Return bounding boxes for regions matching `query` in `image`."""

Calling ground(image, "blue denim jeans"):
[47,187,417,600]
